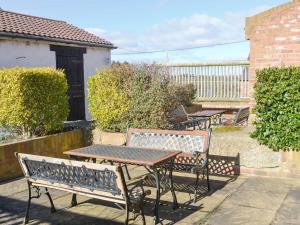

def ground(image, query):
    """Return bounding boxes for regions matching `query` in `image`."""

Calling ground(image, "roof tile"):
[0,10,115,48]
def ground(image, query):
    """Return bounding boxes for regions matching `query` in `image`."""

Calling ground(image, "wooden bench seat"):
[15,153,150,225]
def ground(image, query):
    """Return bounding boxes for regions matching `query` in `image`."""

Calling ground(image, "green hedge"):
[88,64,195,132]
[251,67,300,151]
[0,67,69,137]
[88,64,132,131]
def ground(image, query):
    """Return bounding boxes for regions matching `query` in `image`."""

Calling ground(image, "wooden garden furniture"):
[125,128,212,203]
[15,153,150,225]
[64,145,181,225]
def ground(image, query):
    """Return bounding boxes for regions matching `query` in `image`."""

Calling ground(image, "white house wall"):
[0,38,111,121]
[0,39,56,68]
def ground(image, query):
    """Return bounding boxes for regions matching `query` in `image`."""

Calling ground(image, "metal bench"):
[15,153,150,225]
[125,128,211,202]
[222,107,250,126]
[169,105,208,130]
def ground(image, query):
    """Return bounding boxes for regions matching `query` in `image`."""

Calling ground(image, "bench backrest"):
[126,128,211,155]
[16,153,127,204]
[234,107,250,125]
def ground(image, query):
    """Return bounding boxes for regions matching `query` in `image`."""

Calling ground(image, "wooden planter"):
[0,129,88,182]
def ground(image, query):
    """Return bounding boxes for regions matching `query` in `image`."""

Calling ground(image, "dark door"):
[50,45,86,121]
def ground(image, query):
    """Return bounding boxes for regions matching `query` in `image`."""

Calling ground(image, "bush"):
[127,65,177,129]
[88,64,196,132]
[0,67,69,137]
[172,83,196,106]
[251,67,300,151]
[88,64,133,131]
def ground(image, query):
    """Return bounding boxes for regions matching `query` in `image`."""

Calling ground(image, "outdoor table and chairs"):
[188,109,227,127]
[64,144,181,225]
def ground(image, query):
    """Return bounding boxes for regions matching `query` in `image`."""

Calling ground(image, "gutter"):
[0,32,118,49]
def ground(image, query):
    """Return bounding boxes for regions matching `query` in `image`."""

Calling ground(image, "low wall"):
[93,127,300,178]
[0,129,89,182]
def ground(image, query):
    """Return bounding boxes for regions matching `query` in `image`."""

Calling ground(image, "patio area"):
[1,166,300,225]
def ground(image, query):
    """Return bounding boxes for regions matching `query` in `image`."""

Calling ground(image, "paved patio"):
[1,167,300,225]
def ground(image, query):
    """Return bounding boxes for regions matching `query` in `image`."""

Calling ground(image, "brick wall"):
[246,0,300,107]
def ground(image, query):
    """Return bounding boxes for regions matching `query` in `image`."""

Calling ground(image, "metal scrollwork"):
[23,159,121,196]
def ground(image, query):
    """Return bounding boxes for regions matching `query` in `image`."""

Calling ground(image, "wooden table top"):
[188,109,227,117]
[64,144,181,167]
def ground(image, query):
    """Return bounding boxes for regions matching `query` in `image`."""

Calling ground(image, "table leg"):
[71,193,77,207]
[153,168,161,225]
[219,113,224,125]
[169,161,178,209]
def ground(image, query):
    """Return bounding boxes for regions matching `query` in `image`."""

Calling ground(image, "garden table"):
[64,144,181,225]
[188,109,227,127]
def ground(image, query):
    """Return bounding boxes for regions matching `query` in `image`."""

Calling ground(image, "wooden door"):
[50,45,86,121]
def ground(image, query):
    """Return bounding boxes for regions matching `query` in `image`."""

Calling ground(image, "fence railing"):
[162,62,250,100]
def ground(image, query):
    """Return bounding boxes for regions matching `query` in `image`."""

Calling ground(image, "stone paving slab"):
[204,177,300,225]
[2,172,300,225]
[0,167,244,225]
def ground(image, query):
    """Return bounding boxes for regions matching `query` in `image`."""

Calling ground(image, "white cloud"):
[85,5,271,63]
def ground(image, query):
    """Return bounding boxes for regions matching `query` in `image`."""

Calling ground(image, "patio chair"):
[222,107,250,126]
[169,105,208,130]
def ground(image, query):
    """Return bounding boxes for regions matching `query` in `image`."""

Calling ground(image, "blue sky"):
[0,0,288,63]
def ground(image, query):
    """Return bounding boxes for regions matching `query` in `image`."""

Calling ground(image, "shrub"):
[88,64,133,131]
[127,65,177,129]
[88,63,196,132]
[172,83,196,106]
[0,67,69,137]
[251,67,300,151]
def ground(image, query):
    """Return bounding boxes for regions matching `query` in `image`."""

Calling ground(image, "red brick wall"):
[247,2,300,107]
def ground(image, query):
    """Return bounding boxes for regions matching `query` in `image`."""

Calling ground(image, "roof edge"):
[0,32,117,49]
[245,1,296,39]
[0,9,66,23]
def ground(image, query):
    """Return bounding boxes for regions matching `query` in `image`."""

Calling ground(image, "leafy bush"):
[127,65,177,129]
[88,64,195,132]
[172,83,196,106]
[251,67,300,151]
[88,64,133,131]
[0,67,69,137]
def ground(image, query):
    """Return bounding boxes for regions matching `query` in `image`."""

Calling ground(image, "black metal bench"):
[222,107,250,126]
[125,128,211,202]
[15,153,150,225]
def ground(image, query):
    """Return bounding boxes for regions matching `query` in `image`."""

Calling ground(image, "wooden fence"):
[162,62,250,100]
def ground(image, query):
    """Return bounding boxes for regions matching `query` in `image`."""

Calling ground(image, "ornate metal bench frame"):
[125,128,212,203]
[15,153,149,225]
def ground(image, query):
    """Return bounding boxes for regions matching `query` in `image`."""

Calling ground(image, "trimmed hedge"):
[88,64,132,131]
[0,67,69,137]
[251,67,300,151]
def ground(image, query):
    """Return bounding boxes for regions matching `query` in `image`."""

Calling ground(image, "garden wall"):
[0,128,89,182]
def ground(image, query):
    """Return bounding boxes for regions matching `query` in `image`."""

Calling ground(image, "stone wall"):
[246,0,300,106]
[0,129,89,182]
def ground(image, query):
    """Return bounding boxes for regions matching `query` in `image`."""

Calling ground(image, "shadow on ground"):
[0,154,240,225]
